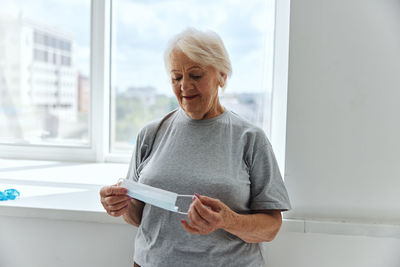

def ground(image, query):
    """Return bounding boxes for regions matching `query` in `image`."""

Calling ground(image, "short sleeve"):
[249,142,291,211]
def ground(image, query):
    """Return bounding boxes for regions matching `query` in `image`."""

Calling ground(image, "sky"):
[1,0,276,96]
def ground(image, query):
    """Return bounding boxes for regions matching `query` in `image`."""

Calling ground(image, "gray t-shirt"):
[126,108,291,267]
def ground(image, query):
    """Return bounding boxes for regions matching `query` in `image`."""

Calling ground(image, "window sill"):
[0,158,128,224]
[1,159,399,238]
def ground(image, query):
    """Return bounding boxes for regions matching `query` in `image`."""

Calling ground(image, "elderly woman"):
[100,28,291,267]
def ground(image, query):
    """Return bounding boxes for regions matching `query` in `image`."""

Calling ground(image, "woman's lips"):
[182,95,199,100]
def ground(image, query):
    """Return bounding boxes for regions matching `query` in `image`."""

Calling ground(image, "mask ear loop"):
[175,195,194,215]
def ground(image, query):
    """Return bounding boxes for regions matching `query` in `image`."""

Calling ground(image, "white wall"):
[284,0,400,223]
[265,0,400,266]
[265,232,400,267]
[0,216,136,267]
[1,215,399,267]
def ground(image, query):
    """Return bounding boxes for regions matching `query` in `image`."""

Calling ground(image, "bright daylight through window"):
[0,0,277,161]
[0,1,91,146]
[111,0,276,152]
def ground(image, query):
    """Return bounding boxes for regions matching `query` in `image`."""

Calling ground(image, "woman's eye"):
[172,76,182,81]
[190,75,202,80]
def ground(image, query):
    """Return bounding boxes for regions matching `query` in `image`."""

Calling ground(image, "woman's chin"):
[182,108,204,120]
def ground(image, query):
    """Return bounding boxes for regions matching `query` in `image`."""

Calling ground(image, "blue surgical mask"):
[118,178,192,214]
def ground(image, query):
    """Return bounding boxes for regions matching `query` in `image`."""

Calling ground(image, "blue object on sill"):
[0,189,20,201]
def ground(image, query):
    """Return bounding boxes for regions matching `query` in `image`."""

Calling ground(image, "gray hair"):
[164,27,232,91]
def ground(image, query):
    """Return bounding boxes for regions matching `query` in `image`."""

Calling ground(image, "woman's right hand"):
[100,184,131,217]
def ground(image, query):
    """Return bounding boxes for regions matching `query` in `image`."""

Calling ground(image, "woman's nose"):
[180,76,191,91]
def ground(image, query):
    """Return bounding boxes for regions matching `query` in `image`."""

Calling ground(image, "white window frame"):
[0,0,111,162]
[0,0,290,165]
[269,0,291,176]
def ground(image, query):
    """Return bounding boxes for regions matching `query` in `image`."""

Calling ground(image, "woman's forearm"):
[122,198,145,227]
[223,211,282,243]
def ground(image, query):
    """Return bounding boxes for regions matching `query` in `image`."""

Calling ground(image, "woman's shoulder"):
[226,110,270,147]
[227,110,265,134]
[137,108,179,139]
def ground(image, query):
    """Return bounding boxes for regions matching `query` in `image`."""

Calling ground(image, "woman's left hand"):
[180,193,236,235]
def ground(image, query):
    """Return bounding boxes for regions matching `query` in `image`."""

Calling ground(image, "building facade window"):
[0,0,91,147]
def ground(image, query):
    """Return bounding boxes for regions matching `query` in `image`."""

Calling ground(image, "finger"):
[192,198,219,224]
[180,219,200,234]
[109,204,129,217]
[186,211,202,232]
[104,195,131,206]
[100,199,108,211]
[109,198,131,212]
[101,185,128,197]
[195,194,222,212]
[188,200,210,228]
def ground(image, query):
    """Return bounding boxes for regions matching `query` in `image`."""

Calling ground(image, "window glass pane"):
[0,1,91,146]
[111,0,275,152]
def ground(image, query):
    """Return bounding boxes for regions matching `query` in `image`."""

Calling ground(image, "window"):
[110,0,276,152]
[0,0,91,147]
[0,0,281,162]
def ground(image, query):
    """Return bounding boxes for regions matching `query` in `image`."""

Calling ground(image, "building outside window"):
[0,1,90,146]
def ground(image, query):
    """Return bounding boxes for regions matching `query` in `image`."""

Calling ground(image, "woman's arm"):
[181,194,282,243]
[122,198,145,227]
[224,210,282,243]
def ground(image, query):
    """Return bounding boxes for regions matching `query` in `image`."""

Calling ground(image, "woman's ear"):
[219,72,227,87]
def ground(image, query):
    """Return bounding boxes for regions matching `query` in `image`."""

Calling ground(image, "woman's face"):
[169,50,224,120]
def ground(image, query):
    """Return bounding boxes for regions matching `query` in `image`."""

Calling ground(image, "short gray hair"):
[164,27,232,91]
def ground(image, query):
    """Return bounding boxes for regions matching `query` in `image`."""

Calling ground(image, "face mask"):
[118,178,192,214]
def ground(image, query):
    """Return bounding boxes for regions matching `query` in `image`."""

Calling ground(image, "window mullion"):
[90,0,111,162]
[270,0,290,177]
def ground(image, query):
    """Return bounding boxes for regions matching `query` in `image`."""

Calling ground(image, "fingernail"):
[194,193,200,198]
[192,195,196,202]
